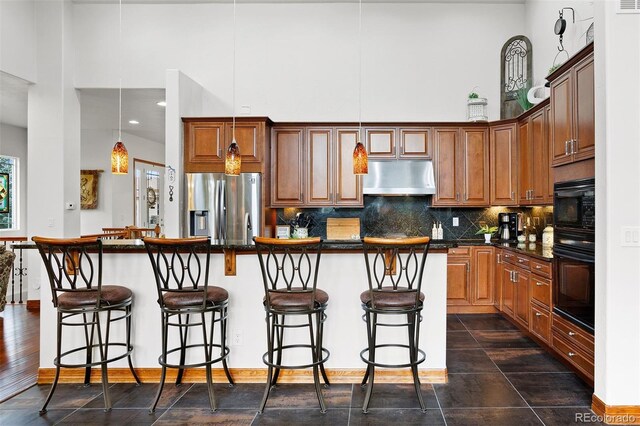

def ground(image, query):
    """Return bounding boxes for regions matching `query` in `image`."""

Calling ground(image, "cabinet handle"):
[456,192,460,201]
[568,331,576,336]
[518,258,524,263]
[535,312,542,317]
[571,139,577,154]
[511,191,515,200]
[535,265,542,269]
[536,281,545,286]
[497,254,501,264]
[568,352,576,357]
[565,140,570,156]
[464,192,467,201]
[530,189,534,199]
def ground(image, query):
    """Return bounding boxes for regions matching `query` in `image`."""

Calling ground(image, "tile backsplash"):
[276,196,553,240]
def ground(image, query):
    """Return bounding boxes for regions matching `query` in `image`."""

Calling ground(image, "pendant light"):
[353,0,368,175]
[225,0,241,176]
[111,0,128,174]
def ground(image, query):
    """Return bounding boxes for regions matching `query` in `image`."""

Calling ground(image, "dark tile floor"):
[0,314,603,425]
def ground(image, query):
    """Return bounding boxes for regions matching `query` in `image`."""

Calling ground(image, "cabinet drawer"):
[501,251,517,264]
[552,333,594,379]
[514,255,530,269]
[530,259,552,278]
[530,276,551,307]
[552,313,594,355]
[448,247,471,256]
[530,304,550,343]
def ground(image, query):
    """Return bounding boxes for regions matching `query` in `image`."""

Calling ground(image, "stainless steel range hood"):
[362,160,436,195]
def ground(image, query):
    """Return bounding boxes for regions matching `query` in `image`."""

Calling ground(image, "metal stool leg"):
[82,312,94,386]
[95,312,112,412]
[362,312,378,414]
[271,314,284,387]
[202,312,217,412]
[407,313,426,412]
[259,312,275,413]
[318,312,330,386]
[125,305,141,384]
[40,312,64,414]
[150,313,169,413]
[308,313,326,413]
[220,306,234,386]
[175,314,190,385]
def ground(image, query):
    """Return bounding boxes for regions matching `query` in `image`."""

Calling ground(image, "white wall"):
[74,2,526,121]
[0,0,36,83]
[80,129,164,235]
[593,0,640,407]
[0,123,27,236]
[525,0,594,86]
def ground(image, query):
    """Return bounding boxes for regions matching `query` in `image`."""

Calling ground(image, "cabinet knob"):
[518,259,524,263]
[536,282,544,286]
[535,265,542,269]
[568,352,576,357]
[568,331,576,336]
[535,312,542,317]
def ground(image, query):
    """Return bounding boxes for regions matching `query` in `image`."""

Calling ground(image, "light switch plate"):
[622,226,640,247]
[453,217,459,227]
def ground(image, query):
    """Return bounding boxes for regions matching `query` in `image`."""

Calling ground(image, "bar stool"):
[253,237,330,413]
[32,236,140,414]
[143,237,233,413]
[359,236,431,413]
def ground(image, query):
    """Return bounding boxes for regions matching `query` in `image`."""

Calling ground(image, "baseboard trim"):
[38,367,448,385]
[592,394,640,425]
[26,300,40,311]
[447,305,498,314]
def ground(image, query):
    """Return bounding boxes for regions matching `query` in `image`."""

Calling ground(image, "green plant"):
[468,92,479,99]
[516,86,533,111]
[475,225,498,235]
[548,63,562,75]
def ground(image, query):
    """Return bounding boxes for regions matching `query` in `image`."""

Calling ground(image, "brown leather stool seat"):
[360,287,424,309]
[163,286,229,309]
[266,287,329,310]
[57,285,133,309]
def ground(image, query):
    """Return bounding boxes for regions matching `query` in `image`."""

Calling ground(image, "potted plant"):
[475,225,498,243]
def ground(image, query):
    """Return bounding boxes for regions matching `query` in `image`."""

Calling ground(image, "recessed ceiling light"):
[156,101,166,107]
[129,120,140,125]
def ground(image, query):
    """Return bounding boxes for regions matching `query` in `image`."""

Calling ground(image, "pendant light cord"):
[119,0,122,142]
[232,0,236,142]
[358,0,362,141]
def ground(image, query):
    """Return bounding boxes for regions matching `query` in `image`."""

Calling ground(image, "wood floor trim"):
[26,300,40,311]
[38,367,448,385]
[592,394,640,425]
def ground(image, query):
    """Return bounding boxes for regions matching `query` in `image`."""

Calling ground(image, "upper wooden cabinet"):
[183,117,271,173]
[518,107,551,205]
[365,127,432,159]
[433,127,489,207]
[550,45,594,167]
[490,123,517,206]
[270,126,362,208]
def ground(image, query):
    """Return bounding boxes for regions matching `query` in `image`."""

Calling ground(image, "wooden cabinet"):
[552,312,594,381]
[271,128,305,207]
[471,246,494,305]
[365,128,395,158]
[519,108,551,205]
[434,127,489,207]
[500,251,531,328]
[447,248,471,306]
[270,126,362,207]
[550,46,594,167]
[501,263,515,317]
[494,249,504,311]
[183,118,271,173]
[490,123,518,206]
[399,127,432,159]
[546,105,554,200]
[513,266,530,327]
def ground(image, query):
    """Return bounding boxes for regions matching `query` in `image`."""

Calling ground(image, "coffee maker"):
[498,212,519,241]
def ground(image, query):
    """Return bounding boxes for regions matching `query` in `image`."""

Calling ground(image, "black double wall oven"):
[553,178,595,334]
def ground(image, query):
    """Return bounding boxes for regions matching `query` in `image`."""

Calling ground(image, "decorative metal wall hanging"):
[500,35,533,119]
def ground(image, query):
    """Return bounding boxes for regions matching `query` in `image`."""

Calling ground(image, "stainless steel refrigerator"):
[185,173,262,244]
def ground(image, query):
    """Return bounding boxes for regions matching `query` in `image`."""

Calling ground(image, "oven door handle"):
[553,246,595,263]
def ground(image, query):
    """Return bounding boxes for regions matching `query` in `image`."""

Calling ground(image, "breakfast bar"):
[35,240,449,384]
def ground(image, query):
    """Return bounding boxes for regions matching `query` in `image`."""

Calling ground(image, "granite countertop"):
[445,239,553,261]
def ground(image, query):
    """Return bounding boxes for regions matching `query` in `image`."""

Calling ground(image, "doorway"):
[134,158,165,231]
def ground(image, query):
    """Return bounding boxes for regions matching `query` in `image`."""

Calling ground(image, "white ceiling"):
[73,0,524,3]
[0,72,30,129]
[79,88,166,143]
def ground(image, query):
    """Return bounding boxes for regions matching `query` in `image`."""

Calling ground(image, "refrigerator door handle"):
[243,212,252,245]
[219,180,227,243]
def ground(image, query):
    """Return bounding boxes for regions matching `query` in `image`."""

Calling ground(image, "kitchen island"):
[34,240,450,384]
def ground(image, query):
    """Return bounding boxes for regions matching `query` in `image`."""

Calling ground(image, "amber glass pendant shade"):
[111,141,129,174]
[353,141,368,175]
[225,140,241,176]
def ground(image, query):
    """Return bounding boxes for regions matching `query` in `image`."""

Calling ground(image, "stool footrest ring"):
[359,344,426,369]
[262,344,330,370]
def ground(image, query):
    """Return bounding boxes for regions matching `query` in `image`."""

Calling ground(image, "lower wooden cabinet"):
[530,303,551,343]
[552,312,594,381]
[447,246,494,311]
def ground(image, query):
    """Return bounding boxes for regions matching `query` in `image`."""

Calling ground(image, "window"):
[0,155,19,230]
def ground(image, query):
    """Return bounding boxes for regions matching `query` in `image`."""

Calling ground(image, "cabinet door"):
[514,267,530,327]
[447,256,471,306]
[502,264,515,317]
[335,129,363,206]
[551,71,574,166]
[472,246,494,305]
[271,128,304,207]
[433,128,460,206]
[530,109,549,204]
[546,105,554,201]
[461,128,490,206]
[490,124,517,205]
[365,128,396,158]
[307,128,333,206]
[573,56,595,162]
[399,127,432,159]
[184,122,224,169]
[494,250,504,310]
[225,122,261,163]
[518,119,532,204]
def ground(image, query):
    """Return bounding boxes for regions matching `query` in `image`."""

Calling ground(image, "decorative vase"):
[484,234,492,243]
